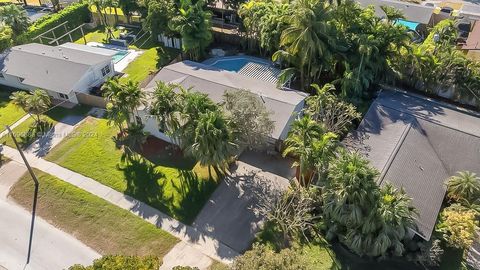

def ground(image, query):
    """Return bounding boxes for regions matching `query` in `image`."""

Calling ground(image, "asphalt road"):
[0,199,100,270]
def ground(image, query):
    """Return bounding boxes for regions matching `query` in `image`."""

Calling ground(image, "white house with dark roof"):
[139,60,308,149]
[0,43,116,104]
[347,89,480,240]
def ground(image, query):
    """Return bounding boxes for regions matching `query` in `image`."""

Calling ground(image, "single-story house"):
[0,43,116,104]
[356,0,434,27]
[346,89,480,240]
[139,60,308,150]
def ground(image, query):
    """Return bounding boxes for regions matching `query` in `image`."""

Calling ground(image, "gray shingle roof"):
[347,90,480,240]
[0,43,112,94]
[145,61,308,140]
[356,0,434,24]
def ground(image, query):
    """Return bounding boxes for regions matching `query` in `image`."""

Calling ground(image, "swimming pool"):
[205,56,272,72]
[112,50,129,64]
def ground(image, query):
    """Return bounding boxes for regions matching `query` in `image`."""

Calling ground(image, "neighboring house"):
[356,0,434,27]
[462,20,480,61]
[139,60,308,150]
[0,43,116,104]
[346,90,480,240]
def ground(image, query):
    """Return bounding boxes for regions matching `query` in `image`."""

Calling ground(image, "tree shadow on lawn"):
[171,170,218,224]
[17,120,54,149]
[119,157,172,217]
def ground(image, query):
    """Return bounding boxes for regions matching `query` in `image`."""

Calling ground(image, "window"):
[0,73,4,79]
[101,65,111,77]
[18,77,24,83]
[59,93,69,100]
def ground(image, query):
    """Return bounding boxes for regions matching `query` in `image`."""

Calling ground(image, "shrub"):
[21,2,90,42]
[69,255,160,270]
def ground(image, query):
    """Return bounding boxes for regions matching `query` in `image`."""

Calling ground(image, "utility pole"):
[5,126,39,265]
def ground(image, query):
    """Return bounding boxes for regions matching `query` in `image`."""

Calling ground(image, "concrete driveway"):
[192,150,294,252]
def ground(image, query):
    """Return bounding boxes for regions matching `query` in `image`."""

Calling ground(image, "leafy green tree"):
[69,255,160,270]
[380,5,404,23]
[144,0,176,40]
[273,0,341,90]
[437,204,479,250]
[89,0,109,26]
[0,4,30,37]
[169,0,213,60]
[117,123,149,162]
[149,81,181,134]
[10,90,51,126]
[282,116,326,186]
[232,243,308,270]
[0,23,12,52]
[102,78,146,132]
[186,110,236,178]
[446,171,480,203]
[323,150,417,258]
[305,84,360,136]
[119,0,139,24]
[222,89,274,150]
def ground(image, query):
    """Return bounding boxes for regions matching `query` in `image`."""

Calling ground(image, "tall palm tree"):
[311,131,338,185]
[169,0,213,61]
[272,0,340,90]
[283,115,325,186]
[186,110,237,179]
[118,123,148,163]
[10,90,51,126]
[446,171,480,203]
[149,81,181,135]
[0,4,30,37]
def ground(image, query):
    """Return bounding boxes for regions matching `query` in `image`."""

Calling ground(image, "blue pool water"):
[210,58,251,72]
[112,50,129,63]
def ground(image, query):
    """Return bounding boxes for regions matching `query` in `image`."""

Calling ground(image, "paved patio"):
[192,150,294,252]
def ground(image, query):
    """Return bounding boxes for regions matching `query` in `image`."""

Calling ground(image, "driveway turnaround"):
[0,199,100,270]
[193,151,294,252]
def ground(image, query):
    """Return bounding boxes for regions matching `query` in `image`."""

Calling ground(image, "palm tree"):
[10,90,51,126]
[283,115,325,186]
[186,110,237,179]
[118,123,148,163]
[311,131,338,185]
[380,6,405,23]
[272,0,340,90]
[149,81,181,135]
[169,0,213,60]
[446,171,480,203]
[0,4,30,37]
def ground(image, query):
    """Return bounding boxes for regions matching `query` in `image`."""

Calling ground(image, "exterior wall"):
[76,92,106,108]
[279,100,305,141]
[0,73,34,90]
[138,109,175,144]
[73,60,114,95]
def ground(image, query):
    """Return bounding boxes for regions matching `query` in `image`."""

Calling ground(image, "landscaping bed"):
[45,117,219,224]
[9,169,178,257]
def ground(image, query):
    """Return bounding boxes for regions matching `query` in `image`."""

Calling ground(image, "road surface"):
[0,199,100,270]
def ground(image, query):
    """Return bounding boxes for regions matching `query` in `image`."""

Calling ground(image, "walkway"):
[1,144,239,264]
[0,114,31,139]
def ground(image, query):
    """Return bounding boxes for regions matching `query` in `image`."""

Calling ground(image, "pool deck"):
[86,42,142,72]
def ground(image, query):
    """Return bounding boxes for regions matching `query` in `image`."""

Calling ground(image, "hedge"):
[22,2,90,42]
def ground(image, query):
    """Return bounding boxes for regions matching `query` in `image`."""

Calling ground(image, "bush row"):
[22,2,90,42]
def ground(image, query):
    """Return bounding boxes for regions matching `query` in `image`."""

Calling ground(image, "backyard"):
[9,169,178,257]
[74,26,179,84]
[0,104,91,148]
[0,90,26,133]
[45,117,219,224]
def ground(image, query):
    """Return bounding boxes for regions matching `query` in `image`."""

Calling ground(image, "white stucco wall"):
[0,73,34,91]
[137,109,175,144]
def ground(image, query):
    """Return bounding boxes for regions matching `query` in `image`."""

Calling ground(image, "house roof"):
[0,43,112,94]
[356,0,434,24]
[145,61,308,140]
[346,90,480,240]
[463,21,480,50]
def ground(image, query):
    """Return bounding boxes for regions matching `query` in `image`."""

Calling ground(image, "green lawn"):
[45,117,219,224]
[0,105,91,148]
[0,91,26,133]
[9,169,178,257]
[74,27,122,45]
[120,45,179,84]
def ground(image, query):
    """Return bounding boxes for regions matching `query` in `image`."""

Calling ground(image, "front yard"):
[0,90,26,133]
[45,117,219,224]
[9,169,178,257]
[0,105,91,148]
